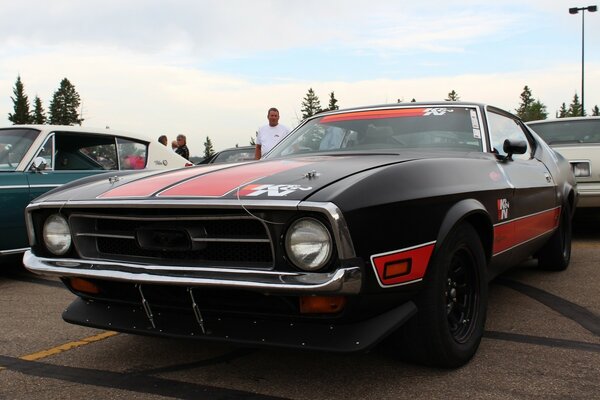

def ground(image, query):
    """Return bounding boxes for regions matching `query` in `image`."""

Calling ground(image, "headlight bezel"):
[42,213,72,256]
[284,216,334,272]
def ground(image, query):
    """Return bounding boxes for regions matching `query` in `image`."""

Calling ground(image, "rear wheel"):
[394,223,487,368]
[537,203,572,271]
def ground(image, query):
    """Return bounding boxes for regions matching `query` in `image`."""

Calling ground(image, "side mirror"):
[30,156,48,172]
[502,139,527,161]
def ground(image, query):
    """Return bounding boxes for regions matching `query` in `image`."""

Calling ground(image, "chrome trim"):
[299,202,356,259]
[0,247,29,255]
[23,251,362,294]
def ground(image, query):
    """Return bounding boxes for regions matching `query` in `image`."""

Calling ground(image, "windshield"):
[0,128,40,171]
[267,106,483,158]
[529,119,600,145]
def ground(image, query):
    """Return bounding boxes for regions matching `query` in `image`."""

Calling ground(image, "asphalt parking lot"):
[1,212,599,400]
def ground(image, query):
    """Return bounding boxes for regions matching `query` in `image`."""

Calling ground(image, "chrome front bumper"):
[23,251,362,295]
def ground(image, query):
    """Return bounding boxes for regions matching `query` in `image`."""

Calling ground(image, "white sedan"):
[528,116,600,207]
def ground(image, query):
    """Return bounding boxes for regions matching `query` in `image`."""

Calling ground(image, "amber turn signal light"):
[299,296,346,314]
[69,278,100,294]
[383,259,411,279]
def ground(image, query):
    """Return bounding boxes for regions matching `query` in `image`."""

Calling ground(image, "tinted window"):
[54,133,118,170]
[268,106,483,158]
[529,119,600,144]
[117,138,147,170]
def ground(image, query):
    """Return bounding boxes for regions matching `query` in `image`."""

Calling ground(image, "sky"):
[1,0,599,156]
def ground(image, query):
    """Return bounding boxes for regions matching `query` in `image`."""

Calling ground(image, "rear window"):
[529,119,600,144]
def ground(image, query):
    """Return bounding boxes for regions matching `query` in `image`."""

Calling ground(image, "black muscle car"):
[23,103,577,368]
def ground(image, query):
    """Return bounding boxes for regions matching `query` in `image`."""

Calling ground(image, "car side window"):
[54,132,118,171]
[487,111,532,160]
[117,138,148,170]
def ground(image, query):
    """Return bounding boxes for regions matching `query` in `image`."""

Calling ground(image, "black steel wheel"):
[394,223,487,368]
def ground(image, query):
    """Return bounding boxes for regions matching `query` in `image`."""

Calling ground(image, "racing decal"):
[422,107,453,116]
[237,184,313,197]
[98,164,230,198]
[493,206,561,255]
[319,108,427,123]
[157,160,312,197]
[497,198,510,220]
[370,241,436,288]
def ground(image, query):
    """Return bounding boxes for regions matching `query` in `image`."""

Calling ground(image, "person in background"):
[255,107,290,159]
[158,135,168,146]
[175,134,190,160]
[171,140,178,152]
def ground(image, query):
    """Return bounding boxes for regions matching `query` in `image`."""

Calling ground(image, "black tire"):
[537,203,572,271]
[394,223,488,368]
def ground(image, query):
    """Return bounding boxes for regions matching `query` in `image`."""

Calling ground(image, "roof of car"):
[0,125,153,142]
[528,116,600,124]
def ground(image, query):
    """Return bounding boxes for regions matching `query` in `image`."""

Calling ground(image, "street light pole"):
[569,5,597,116]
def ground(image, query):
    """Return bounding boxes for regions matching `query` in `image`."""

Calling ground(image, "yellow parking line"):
[20,331,119,361]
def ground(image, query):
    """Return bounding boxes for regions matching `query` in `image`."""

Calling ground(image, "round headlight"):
[43,214,71,255]
[285,217,332,271]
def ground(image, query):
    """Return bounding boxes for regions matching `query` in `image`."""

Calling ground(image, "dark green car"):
[0,125,189,257]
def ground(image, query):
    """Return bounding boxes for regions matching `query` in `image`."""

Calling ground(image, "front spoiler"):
[23,251,362,295]
[63,297,417,352]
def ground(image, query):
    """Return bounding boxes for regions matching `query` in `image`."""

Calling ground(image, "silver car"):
[528,117,600,207]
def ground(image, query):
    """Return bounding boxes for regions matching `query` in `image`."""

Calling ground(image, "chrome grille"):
[69,213,273,268]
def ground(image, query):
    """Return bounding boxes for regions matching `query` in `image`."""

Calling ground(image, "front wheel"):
[394,223,488,368]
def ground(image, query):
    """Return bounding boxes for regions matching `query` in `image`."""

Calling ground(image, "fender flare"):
[434,199,494,263]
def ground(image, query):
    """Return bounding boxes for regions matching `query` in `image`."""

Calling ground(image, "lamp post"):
[569,5,597,116]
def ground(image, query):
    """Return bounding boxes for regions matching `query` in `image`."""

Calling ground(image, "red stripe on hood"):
[158,160,312,197]
[98,164,235,199]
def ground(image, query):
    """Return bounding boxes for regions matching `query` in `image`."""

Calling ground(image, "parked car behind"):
[23,103,576,368]
[527,117,600,207]
[0,125,190,257]
[197,145,255,164]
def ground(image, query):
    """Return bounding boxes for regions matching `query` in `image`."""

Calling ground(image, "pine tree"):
[203,136,215,158]
[49,78,84,125]
[515,86,547,121]
[31,96,47,124]
[301,88,322,119]
[327,91,339,110]
[567,93,584,117]
[557,103,569,118]
[446,90,460,101]
[592,105,600,116]
[8,75,32,124]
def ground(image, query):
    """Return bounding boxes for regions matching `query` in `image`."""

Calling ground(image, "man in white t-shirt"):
[255,107,290,159]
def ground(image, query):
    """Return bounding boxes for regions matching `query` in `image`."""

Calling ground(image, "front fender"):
[435,199,493,264]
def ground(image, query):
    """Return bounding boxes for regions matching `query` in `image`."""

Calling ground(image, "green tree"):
[592,105,600,116]
[301,88,321,119]
[556,103,569,118]
[327,91,339,110]
[49,78,83,125]
[567,93,584,117]
[203,136,215,158]
[446,90,460,101]
[250,135,256,146]
[8,75,32,124]
[31,96,47,124]
[515,86,547,121]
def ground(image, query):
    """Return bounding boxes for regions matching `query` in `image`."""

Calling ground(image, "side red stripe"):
[370,242,435,288]
[320,108,426,123]
[158,160,311,197]
[493,207,561,255]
